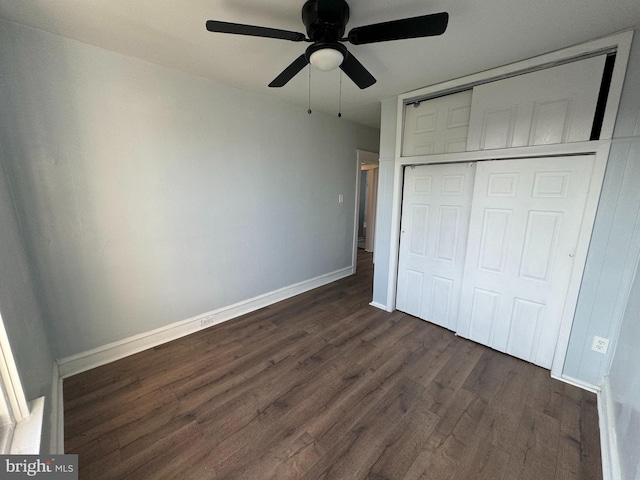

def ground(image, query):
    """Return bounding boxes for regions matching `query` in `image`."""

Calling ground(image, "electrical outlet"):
[591,336,609,354]
[201,316,216,328]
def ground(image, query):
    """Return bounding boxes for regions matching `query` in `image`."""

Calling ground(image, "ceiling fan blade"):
[340,53,376,89]
[206,20,306,42]
[317,0,346,23]
[348,12,449,45]
[269,54,309,87]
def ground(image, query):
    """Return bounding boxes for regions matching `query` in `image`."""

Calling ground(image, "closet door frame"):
[380,30,633,383]
[387,141,611,380]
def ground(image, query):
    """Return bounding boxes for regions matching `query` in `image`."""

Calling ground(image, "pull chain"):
[338,70,342,118]
[307,66,312,115]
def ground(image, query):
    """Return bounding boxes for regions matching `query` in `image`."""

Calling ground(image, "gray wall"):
[0,19,379,359]
[600,28,640,480]
[371,97,397,308]
[563,28,640,386]
[0,153,55,451]
[562,139,640,384]
[608,263,640,480]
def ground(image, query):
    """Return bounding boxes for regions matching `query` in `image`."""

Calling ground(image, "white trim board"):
[551,373,599,393]
[352,151,363,274]
[357,150,379,165]
[0,312,30,422]
[598,376,621,480]
[10,396,44,454]
[396,140,609,166]
[369,301,390,312]
[57,266,353,378]
[49,363,64,454]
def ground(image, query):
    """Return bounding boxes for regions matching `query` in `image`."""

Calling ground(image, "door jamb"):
[352,150,379,273]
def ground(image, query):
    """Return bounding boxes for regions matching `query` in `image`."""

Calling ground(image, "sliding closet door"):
[456,156,595,368]
[402,90,473,156]
[396,163,475,330]
[466,55,606,151]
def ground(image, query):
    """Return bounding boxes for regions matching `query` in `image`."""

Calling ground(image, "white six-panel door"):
[466,55,606,151]
[396,163,476,330]
[456,156,595,368]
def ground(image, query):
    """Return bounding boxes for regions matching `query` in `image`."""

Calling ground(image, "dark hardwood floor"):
[64,252,602,479]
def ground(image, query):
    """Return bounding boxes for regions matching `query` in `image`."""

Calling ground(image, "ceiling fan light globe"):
[309,48,344,71]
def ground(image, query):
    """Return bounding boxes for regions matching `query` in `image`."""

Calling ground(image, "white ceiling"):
[1,0,639,129]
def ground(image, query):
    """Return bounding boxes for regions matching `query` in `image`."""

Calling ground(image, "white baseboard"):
[49,363,64,454]
[551,373,599,393]
[369,301,391,312]
[598,376,621,480]
[57,266,353,378]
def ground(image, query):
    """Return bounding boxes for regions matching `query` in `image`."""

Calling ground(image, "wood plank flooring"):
[64,252,602,479]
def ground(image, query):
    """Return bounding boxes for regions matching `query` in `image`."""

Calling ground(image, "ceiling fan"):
[206,0,449,89]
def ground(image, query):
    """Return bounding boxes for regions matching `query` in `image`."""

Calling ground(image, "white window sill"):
[9,396,44,454]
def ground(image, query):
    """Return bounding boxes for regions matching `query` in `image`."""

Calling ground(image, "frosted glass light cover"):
[309,48,344,71]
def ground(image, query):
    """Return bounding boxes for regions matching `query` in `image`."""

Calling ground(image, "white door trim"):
[0,313,30,423]
[364,168,378,253]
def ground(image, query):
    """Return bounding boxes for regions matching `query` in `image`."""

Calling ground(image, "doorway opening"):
[355,150,379,251]
[352,150,379,275]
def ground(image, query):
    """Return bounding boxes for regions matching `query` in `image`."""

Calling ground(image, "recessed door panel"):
[469,287,500,345]
[431,276,454,323]
[396,163,476,330]
[507,298,545,361]
[403,91,473,157]
[403,270,424,317]
[436,206,461,262]
[518,212,561,282]
[480,107,517,150]
[477,209,512,274]
[530,99,571,145]
[409,205,429,256]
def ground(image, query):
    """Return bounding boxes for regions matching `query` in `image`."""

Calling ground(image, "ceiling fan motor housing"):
[302,0,350,42]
